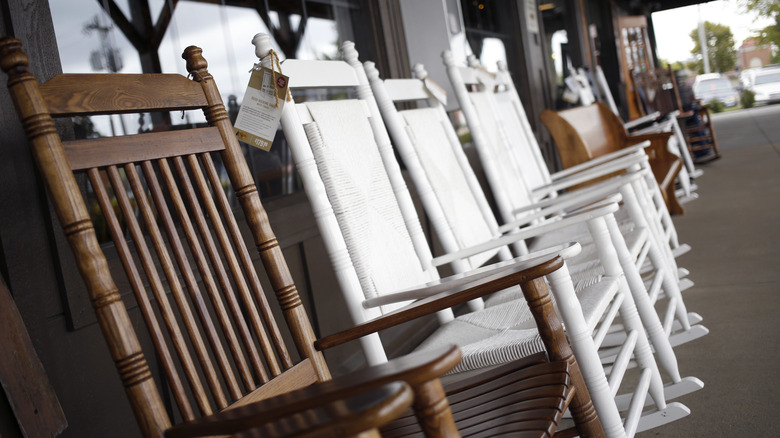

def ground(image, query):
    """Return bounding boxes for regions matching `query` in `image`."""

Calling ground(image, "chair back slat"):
[186,153,281,380]
[183,153,283,382]
[200,152,293,373]
[2,38,329,437]
[86,166,202,420]
[40,73,208,115]
[280,59,360,89]
[144,159,245,412]
[156,156,250,401]
[63,127,224,170]
[121,160,235,412]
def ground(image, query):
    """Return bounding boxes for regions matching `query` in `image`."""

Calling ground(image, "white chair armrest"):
[429,200,620,269]
[507,167,647,226]
[364,242,583,308]
[623,112,661,130]
[534,146,648,196]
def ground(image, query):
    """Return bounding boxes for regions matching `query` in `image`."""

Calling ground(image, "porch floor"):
[639,104,780,436]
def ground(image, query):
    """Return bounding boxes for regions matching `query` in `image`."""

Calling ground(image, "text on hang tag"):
[233,66,290,151]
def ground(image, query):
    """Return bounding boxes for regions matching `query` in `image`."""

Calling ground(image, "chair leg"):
[410,378,460,438]
[585,218,667,411]
[540,268,621,438]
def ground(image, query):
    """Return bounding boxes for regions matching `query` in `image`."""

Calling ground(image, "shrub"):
[741,89,755,108]
[707,99,725,113]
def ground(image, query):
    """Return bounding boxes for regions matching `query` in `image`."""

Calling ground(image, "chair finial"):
[412,64,428,80]
[341,40,359,67]
[467,54,479,68]
[364,61,380,81]
[252,33,273,59]
[182,45,209,80]
[0,37,29,77]
[441,50,455,67]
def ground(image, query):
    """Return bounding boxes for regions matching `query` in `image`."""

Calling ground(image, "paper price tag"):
[233,66,289,151]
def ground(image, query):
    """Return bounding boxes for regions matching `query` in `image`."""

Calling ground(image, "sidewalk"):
[642,104,780,436]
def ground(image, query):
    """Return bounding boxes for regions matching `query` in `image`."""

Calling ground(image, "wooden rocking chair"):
[632,67,721,164]
[0,36,543,438]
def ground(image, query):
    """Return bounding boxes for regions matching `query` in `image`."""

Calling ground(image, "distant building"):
[739,38,772,69]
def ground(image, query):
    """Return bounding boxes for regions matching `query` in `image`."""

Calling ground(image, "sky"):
[652,0,775,63]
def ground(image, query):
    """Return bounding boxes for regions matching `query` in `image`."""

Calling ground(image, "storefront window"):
[50,0,361,241]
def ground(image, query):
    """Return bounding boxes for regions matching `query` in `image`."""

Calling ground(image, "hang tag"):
[233,66,289,151]
[423,77,447,105]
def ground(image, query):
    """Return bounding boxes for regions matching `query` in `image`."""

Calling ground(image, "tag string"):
[259,49,291,108]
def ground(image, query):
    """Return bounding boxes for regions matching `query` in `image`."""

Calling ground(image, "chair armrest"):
[534,147,647,195]
[315,247,576,350]
[623,112,661,130]
[626,131,673,148]
[548,145,646,182]
[166,346,462,438]
[505,168,646,228]
[428,196,620,268]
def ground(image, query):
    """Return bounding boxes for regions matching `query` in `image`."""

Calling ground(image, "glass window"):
[51,0,362,207]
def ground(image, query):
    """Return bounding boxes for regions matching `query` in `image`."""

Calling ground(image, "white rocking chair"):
[443,53,708,350]
[591,65,702,201]
[254,31,697,436]
[359,54,706,435]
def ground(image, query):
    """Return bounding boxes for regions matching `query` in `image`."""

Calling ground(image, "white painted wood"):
[450,55,704,343]
[369,54,696,437]
[264,34,601,384]
[443,53,711,433]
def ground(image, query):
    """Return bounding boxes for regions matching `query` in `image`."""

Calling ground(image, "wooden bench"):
[541,102,685,215]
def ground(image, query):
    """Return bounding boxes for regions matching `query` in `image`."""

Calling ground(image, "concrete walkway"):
[641,104,780,436]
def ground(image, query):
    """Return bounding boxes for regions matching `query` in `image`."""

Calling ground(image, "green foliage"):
[738,0,780,18]
[684,60,701,72]
[659,59,685,71]
[706,99,726,113]
[741,89,756,108]
[739,1,780,60]
[688,22,738,73]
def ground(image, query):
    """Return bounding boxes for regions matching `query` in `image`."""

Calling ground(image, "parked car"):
[693,73,740,107]
[748,67,780,105]
[738,68,758,92]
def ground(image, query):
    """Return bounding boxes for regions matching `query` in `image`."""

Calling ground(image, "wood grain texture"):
[1,37,465,438]
[40,74,207,116]
[541,102,685,214]
[0,278,67,438]
[63,127,224,170]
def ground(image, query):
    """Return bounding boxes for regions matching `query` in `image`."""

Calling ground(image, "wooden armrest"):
[166,346,462,438]
[316,254,567,350]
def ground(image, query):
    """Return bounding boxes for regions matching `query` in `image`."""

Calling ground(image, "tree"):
[740,0,780,62]
[739,0,780,18]
[688,22,737,73]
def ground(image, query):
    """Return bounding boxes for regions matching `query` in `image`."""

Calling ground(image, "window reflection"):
[50,0,358,241]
